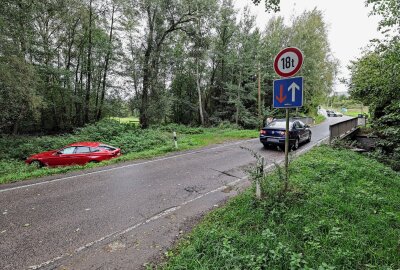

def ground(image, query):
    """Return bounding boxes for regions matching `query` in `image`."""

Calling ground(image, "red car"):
[25,142,121,167]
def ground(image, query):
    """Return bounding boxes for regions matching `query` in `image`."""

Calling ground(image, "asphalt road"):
[0,117,351,270]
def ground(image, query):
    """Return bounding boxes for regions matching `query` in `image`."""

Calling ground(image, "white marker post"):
[173,131,178,149]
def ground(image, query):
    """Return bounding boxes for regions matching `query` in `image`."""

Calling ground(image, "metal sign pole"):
[281,80,290,189]
[273,47,304,191]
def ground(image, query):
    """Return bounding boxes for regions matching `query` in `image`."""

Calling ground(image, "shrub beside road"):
[0,120,258,184]
[162,146,400,269]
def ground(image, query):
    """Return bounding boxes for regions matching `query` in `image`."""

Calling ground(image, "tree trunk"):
[84,0,93,124]
[74,46,83,126]
[140,6,155,129]
[66,19,79,126]
[196,57,204,126]
[97,4,115,121]
[12,120,19,135]
[236,70,241,125]
[196,3,204,126]
[140,49,151,129]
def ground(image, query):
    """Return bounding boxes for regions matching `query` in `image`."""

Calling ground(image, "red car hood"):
[28,150,57,159]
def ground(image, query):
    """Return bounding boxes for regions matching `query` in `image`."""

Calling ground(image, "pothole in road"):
[184,185,205,193]
[222,186,234,193]
[210,168,243,179]
[104,241,126,253]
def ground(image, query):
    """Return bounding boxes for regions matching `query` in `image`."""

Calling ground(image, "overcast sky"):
[234,0,382,93]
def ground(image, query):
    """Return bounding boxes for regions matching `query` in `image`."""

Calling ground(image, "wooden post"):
[256,156,264,199]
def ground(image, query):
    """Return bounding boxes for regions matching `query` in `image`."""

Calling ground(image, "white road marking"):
[28,176,247,270]
[0,139,257,193]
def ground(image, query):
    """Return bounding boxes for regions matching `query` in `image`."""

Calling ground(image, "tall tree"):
[225,7,260,127]
[207,0,237,123]
[84,0,93,123]
[288,9,338,113]
[97,1,116,120]
[137,0,195,128]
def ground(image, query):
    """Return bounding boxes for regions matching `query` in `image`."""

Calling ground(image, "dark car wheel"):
[306,132,312,143]
[293,138,299,150]
[30,160,43,168]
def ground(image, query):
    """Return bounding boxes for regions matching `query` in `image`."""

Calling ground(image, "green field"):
[344,109,370,118]
[326,106,370,118]
[160,146,400,269]
[0,120,258,184]
[109,116,139,124]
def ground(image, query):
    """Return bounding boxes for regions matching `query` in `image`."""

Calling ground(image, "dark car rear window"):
[267,121,292,129]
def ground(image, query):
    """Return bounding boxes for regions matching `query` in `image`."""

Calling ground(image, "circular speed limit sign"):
[274,47,304,77]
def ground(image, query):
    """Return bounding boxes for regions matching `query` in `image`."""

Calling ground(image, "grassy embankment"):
[344,108,370,118]
[326,106,370,118]
[0,120,257,184]
[314,114,326,125]
[161,146,400,269]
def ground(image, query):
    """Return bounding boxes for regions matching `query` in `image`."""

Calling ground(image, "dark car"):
[326,110,335,117]
[327,110,342,117]
[259,119,312,150]
[25,142,121,167]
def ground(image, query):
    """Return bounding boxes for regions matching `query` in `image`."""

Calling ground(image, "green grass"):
[344,109,370,118]
[0,121,257,184]
[314,115,326,125]
[109,116,139,124]
[327,107,370,118]
[160,146,400,269]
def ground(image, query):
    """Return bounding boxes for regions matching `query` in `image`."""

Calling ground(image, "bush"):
[368,104,400,171]
[2,120,244,161]
[151,123,205,134]
[0,119,169,160]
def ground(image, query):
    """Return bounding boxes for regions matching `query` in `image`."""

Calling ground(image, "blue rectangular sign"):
[273,77,303,108]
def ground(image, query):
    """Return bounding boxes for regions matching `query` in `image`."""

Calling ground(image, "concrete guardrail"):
[329,117,359,143]
[292,117,315,126]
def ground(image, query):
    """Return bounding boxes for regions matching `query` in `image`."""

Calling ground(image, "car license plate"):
[268,138,279,143]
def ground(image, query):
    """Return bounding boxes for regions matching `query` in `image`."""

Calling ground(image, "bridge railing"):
[329,117,359,143]
[292,117,315,126]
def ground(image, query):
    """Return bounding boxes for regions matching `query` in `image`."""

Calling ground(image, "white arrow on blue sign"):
[273,77,303,108]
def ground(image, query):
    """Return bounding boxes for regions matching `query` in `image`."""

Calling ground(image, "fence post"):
[256,157,264,199]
